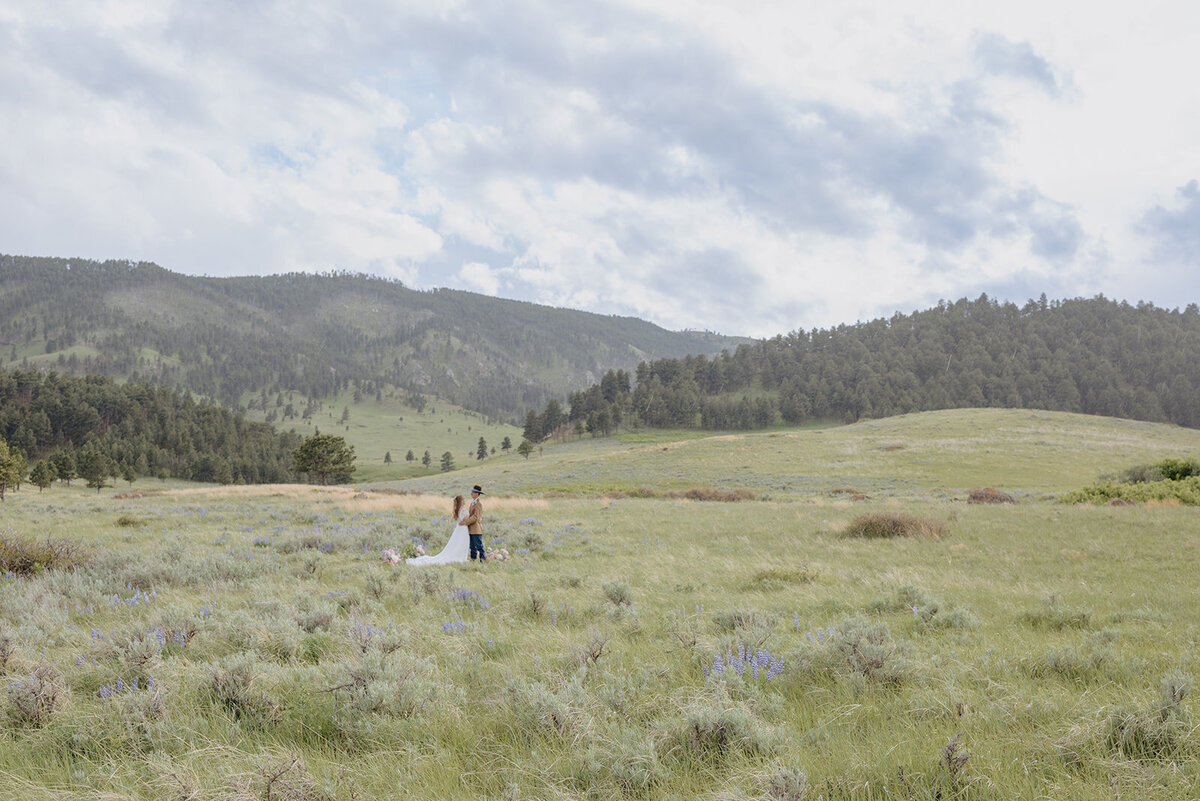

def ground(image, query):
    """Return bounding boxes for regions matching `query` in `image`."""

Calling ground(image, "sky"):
[2,1,1198,338]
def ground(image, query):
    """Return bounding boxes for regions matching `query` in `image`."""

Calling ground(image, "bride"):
[406,495,469,566]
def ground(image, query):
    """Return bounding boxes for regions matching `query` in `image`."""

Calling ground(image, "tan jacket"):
[463,498,483,534]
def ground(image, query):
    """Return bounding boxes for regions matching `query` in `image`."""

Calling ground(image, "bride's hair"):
[452,495,464,518]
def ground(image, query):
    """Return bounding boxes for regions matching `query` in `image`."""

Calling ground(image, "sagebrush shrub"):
[0,534,90,576]
[673,699,777,759]
[5,663,66,727]
[1021,596,1092,630]
[831,616,912,685]
[204,656,282,728]
[602,580,633,607]
[766,766,808,801]
[577,729,664,794]
[507,677,590,738]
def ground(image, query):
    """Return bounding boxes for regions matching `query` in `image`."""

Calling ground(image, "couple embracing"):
[406,485,487,566]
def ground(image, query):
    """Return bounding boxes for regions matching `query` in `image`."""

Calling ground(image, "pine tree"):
[476,437,488,460]
[292,434,356,485]
[77,441,112,493]
[440,451,455,472]
[29,460,56,492]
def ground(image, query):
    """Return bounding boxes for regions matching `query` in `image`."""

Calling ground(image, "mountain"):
[0,254,749,421]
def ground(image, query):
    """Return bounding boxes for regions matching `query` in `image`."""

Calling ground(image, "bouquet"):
[485,546,510,561]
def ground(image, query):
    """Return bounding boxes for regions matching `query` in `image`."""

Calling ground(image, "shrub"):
[672,699,777,759]
[602,580,633,607]
[1104,706,1190,761]
[749,566,816,590]
[1021,596,1092,630]
[516,528,545,552]
[766,766,808,801]
[676,487,756,502]
[1155,457,1200,481]
[844,512,948,540]
[1026,645,1109,682]
[406,569,442,602]
[507,678,589,738]
[327,649,436,719]
[203,656,282,728]
[115,515,147,528]
[872,585,979,631]
[831,616,912,685]
[5,663,66,727]
[968,487,1016,504]
[577,730,665,794]
[1116,463,1165,483]
[0,533,90,576]
[1059,476,1200,506]
[712,607,777,647]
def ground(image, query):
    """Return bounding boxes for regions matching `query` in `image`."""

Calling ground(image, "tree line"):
[523,295,1200,438]
[0,367,303,487]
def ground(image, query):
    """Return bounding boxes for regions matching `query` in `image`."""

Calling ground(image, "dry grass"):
[160,484,550,513]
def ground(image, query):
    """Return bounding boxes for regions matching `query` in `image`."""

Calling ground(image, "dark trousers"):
[469,533,486,560]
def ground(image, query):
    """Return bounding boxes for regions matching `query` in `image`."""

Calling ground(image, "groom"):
[464,484,486,561]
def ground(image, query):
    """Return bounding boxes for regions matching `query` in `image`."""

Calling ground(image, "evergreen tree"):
[50,449,76,487]
[292,434,356,485]
[500,436,512,452]
[384,451,392,464]
[0,439,20,500]
[77,441,112,493]
[517,438,535,459]
[422,450,432,468]
[29,459,56,492]
[406,449,415,462]
[440,451,455,472]
[476,437,488,460]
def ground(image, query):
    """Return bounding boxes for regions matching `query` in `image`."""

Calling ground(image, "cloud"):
[0,1,1167,338]
[972,32,1071,97]
[1140,180,1200,263]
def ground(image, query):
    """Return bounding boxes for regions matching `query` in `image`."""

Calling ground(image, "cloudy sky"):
[2,1,1198,337]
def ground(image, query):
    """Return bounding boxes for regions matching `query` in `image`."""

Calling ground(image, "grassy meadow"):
[238,388,525,483]
[1,409,1199,800]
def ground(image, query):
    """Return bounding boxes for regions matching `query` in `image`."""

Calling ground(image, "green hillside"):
[384,407,1200,499]
[0,254,747,422]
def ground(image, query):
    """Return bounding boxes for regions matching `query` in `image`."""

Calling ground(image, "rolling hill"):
[0,254,748,422]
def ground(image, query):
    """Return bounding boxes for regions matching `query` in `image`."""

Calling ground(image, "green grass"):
[240,387,525,483]
[387,407,1200,499]
[1,408,1199,799]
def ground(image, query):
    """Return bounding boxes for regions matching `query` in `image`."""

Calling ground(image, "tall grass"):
[1,410,1199,798]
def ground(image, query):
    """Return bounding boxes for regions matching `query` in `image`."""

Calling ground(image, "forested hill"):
[538,295,1200,436]
[0,254,746,421]
[0,368,302,484]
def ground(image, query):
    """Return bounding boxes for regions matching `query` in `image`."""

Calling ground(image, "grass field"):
[238,387,525,483]
[1,409,1199,800]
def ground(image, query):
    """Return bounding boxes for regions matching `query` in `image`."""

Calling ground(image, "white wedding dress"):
[406,509,470,566]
